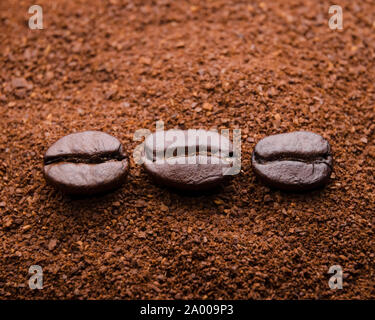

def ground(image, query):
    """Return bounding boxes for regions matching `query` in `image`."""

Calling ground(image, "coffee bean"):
[142,129,235,191]
[252,131,333,191]
[44,131,129,195]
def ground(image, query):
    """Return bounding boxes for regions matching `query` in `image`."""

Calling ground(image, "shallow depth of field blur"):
[0,0,374,299]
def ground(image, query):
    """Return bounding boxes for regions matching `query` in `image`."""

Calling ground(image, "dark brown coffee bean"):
[44,131,129,195]
[142,129,234,191]
[252,131,333,191]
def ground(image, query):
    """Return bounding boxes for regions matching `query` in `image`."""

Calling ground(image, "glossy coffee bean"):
[143,129,234,191]
[252,131,333,191]
[44,131,129,195]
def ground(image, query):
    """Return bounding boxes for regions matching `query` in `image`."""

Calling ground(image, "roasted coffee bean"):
[44,131,129,195]
[252,131,333,191]
[142,129,235,191]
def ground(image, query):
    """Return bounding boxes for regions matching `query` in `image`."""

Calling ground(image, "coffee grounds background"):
[0,0,374,299]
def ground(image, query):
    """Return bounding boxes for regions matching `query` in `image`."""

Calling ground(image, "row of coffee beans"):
[43,130,333,195]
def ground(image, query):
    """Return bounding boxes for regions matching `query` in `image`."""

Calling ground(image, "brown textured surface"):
[0,0,374,299]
